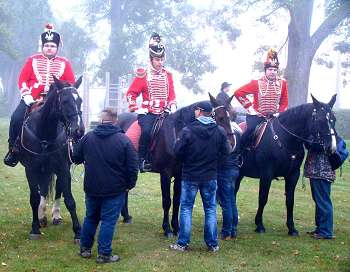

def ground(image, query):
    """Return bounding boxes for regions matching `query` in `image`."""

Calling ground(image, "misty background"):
[0,0,349,135]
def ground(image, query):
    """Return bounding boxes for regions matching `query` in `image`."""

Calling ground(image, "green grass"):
[0,118,349,272]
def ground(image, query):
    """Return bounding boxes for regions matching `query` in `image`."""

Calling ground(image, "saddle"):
[125,114,166,153]
[240,121,268,149]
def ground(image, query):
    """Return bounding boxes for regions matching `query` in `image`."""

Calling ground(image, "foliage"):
[0,118,350,271]
[335,109,350,140]
[83,0,241,93]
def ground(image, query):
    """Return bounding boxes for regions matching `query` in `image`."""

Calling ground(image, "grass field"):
[0,118,349,272]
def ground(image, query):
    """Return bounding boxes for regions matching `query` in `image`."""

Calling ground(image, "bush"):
[334,109,350,140]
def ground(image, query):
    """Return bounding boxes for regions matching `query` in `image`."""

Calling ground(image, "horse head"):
[310,94,337,154]
[209,93,235,146]
[52,76,85,141]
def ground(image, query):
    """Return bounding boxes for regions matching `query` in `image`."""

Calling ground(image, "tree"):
[217,0,350,106]
[83,0,241,93]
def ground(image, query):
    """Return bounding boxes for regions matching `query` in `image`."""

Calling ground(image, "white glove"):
[135,108,148,115]
[23,95,35,106]
[273,112,280,117]
[170,104,177,113]
[247,105,258,115]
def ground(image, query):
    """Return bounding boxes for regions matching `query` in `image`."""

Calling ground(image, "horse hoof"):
[39,217,48,228]
[29,233,41,240]
[52,218,63,225]
[74,238,80,245]
[255,228,266,234]
[288,230,299,237]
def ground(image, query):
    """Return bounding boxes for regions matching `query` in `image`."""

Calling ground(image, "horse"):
[18,76,85,241]
[118,93,235,237]
[236,94,337,236]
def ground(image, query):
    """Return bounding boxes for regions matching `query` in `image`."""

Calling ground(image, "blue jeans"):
[217,167,239,237]
[177,180,218,248]
[310,178,333,238]
[80,193,125,256]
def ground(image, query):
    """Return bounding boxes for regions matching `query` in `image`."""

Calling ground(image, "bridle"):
[21,86,83,160]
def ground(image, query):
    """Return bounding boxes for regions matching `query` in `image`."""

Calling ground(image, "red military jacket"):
[234,76,288,116]
[18,53,75,100]
[126,67,176,114]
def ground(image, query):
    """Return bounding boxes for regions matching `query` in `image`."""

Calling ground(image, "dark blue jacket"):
[175,119,231,182]
[73,123,138,197]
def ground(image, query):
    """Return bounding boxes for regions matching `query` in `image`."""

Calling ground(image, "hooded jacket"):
[73,123,138,197]
[175,119,231,182]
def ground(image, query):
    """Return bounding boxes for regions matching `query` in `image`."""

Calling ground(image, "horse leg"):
[255,177,273,233]
[25,168,41,240]
[160,173,173,238]
[285,170,300,236]
[235,175,243,196]
[52,177,63,225]
[60,169,81,243]
[37,174,52,228]
[171,174,181,235]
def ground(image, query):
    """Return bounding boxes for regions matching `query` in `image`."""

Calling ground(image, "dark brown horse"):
[236,95,336,236]
[18,77,84,241]
[118,93,235,237]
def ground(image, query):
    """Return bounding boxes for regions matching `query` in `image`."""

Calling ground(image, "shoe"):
[306,230,318,236]
[96,254,120,264]
[4,150,19,167]
[169,243,188,252]
[221,234,231,241]
[122,216,133,224]
[208,245,219,252]
[79,248,92,258]
[231,231,237,239]
[312,233,334,240]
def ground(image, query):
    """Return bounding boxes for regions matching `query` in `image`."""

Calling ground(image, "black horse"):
[18,76,84,241]
[118,93,235,237]
[236,95,336,236]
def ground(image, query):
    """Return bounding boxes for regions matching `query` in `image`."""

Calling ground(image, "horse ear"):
[74,75,83,89]
[53,75,64,89]
[209,92,219,107]
[227,94,234,106]
[328,94,337,109]
[311,94,321,110]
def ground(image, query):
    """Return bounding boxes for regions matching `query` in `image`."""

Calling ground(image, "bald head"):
[100,108,118,124]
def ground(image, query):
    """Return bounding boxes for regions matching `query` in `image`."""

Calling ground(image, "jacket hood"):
[189,120,218,139]
[93,123,124,138]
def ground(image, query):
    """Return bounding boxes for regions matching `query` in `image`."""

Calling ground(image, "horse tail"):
[48,174,56,202]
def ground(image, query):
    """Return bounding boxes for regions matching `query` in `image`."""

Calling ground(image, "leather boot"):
[4,145,19,167]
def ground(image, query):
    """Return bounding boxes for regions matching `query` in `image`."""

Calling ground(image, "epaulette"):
[136,68,146,78]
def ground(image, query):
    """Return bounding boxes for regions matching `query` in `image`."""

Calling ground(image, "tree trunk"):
[286,0,350,107]
[285,0,314,107]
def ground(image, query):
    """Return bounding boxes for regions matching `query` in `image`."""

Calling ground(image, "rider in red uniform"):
[234,48,288,148]
[4,24,75,167]
[126,32,176,172]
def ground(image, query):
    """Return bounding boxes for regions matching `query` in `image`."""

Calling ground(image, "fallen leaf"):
[293,250,300,256]
[1,262,7,266]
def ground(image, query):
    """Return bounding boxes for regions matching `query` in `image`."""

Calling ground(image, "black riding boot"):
[4,144,19,167]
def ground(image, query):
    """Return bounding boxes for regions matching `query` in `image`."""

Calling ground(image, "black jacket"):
[73,123,138,197]
[218,130,241,170]
[175,119,231,182]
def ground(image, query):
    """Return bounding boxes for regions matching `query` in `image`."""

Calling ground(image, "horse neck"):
[278,104,313,139]
[37,94,60,140]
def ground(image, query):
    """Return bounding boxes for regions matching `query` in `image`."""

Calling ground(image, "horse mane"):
[279,103,314,124]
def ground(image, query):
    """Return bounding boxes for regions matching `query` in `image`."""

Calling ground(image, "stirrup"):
[4,150,19,167]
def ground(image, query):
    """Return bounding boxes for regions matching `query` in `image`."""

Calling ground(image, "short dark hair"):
[101,108,118,123]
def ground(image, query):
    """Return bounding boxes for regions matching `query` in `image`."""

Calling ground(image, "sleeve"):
[124,139,139,190]
[18,58,34,97]
[174,127,190,161]
[126,76,144,112]
[167,72,176,106]
[234,80,256,109]
[279,80,288,112]
[61,60,75,84]
[72,136,86,164]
